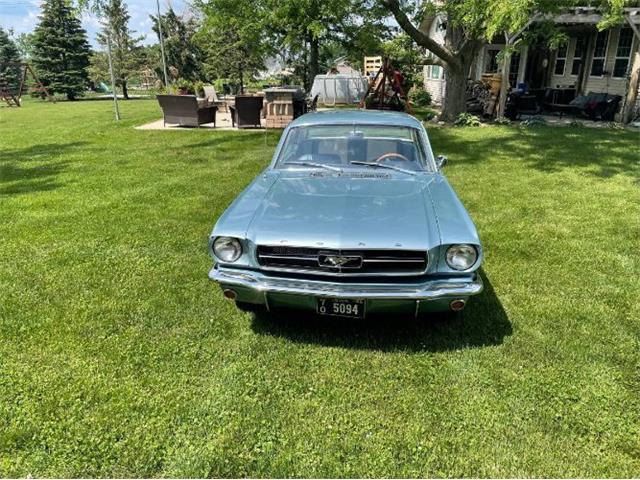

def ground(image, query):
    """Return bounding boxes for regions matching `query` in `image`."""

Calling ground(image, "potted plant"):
[195,81,205,99]
[176,78,192,95]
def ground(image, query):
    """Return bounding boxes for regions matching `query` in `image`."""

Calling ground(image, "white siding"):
[583,26,639,97]
[423,66,446,105]
[422,14,447,105]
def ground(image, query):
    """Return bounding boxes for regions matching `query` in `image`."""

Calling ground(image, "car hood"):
[241,172,440,250]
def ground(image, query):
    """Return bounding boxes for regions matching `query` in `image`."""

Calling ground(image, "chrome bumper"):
[209,266,483,301]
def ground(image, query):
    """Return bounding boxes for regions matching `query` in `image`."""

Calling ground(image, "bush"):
[409,86,432,107]
[454,112,481,127]
[521,115,547,128]
[175,78,194,95]
[494,116,512,125]
[194,81,205,98]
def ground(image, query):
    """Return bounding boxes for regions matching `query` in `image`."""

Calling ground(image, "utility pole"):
[106,31,120,121]
[156,0,170,88]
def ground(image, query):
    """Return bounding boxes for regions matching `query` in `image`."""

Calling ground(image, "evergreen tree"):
[94,0,144,99]
[32,0,92,100]
[0,28,22,94]
[150,7,204,83]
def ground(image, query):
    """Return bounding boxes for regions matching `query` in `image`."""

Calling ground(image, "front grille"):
[256,245,427,276]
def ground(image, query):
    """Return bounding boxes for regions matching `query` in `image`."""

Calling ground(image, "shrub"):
[194,81,205,98]
[521,115,547,128]
[175,78,194,95]
[454,112,481,127]
[494,116,512,125]
[416,109,437,121]
[409,86,432,107]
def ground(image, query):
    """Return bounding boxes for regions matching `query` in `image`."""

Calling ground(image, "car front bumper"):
[209,266,483,315]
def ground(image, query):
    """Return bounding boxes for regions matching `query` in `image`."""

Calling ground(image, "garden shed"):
[310,73,369,105]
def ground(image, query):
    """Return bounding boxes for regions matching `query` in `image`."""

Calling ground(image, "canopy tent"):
[310,73,369,105]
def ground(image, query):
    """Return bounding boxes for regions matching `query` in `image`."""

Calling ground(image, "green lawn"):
[1,98,639,477]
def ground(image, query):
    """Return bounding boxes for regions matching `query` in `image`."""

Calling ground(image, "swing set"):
[0,62,54,107]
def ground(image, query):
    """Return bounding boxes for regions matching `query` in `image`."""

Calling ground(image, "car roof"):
[288,109,424,129]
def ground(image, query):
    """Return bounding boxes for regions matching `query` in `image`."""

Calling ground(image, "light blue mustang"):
[209,110,483,318]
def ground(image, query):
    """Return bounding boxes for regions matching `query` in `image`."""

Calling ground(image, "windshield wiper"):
[349,161,416,176]
[283,161,342,172]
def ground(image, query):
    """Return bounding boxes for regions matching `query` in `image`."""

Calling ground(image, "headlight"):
[213,237,242,262]
[446,244,478,271]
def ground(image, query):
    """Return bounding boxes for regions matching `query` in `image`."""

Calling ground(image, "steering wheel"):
[375,152,410,163]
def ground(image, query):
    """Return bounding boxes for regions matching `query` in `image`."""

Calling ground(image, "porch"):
[425,7,640,122]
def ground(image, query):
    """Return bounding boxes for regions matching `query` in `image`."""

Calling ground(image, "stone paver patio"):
[136,109,266,131]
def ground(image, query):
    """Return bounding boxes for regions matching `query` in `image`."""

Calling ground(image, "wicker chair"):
[229,96,263,128]
[156,95,217,127]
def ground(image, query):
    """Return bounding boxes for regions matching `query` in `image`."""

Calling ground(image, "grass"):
[1,98,639,477]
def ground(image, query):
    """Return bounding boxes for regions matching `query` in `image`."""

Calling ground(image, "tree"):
[380,0,507,121]
[150,7,204,83]
[93,0,144,99]
[13,32,36,61]
[0,28,22,93]
[381,0,631,121]
[264,0,389,89]
[32,0,92,100]
[196,0,271,92]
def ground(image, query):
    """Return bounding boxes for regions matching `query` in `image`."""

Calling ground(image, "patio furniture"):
[203,85,228,112]
[505,91,540,120]
[229,96,264,128]
[156,94,217,127]
[569,92,622,121]
[543,87,577,117]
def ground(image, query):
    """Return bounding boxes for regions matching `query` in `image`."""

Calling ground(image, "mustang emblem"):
[318,253,363,269]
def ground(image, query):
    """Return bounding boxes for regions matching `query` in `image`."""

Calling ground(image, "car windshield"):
[276,124,431,172]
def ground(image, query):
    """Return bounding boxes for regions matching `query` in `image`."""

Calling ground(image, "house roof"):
[553,6,640,24]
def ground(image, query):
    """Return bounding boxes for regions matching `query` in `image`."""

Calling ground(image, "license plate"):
[316,297,365,318]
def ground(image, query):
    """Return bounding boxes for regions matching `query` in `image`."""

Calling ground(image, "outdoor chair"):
[229,96,263,128]
[203,85,227,112]
[156,94,217,127]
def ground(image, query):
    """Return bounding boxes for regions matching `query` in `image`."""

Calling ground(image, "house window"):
[485,49,500,73]
[426,65,443,80]
[554,43,568,75]
[590,30,609,76]
[571,36,586,75]
[613,27,634,78]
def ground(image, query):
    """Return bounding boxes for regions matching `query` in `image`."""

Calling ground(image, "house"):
[423,7,640,121]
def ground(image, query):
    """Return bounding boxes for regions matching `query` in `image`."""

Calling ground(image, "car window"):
[277,124,430,171]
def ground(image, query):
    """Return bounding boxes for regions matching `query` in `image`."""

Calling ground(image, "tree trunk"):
[622,51,640,123]
[239,62,244,94]
[497,49,512,118]
[441,46,478,122]
[441,65,467,122]
[121,77,129,100]
[308,35,319,92]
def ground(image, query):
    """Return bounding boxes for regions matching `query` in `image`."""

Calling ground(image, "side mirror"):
[436,155,448,169]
